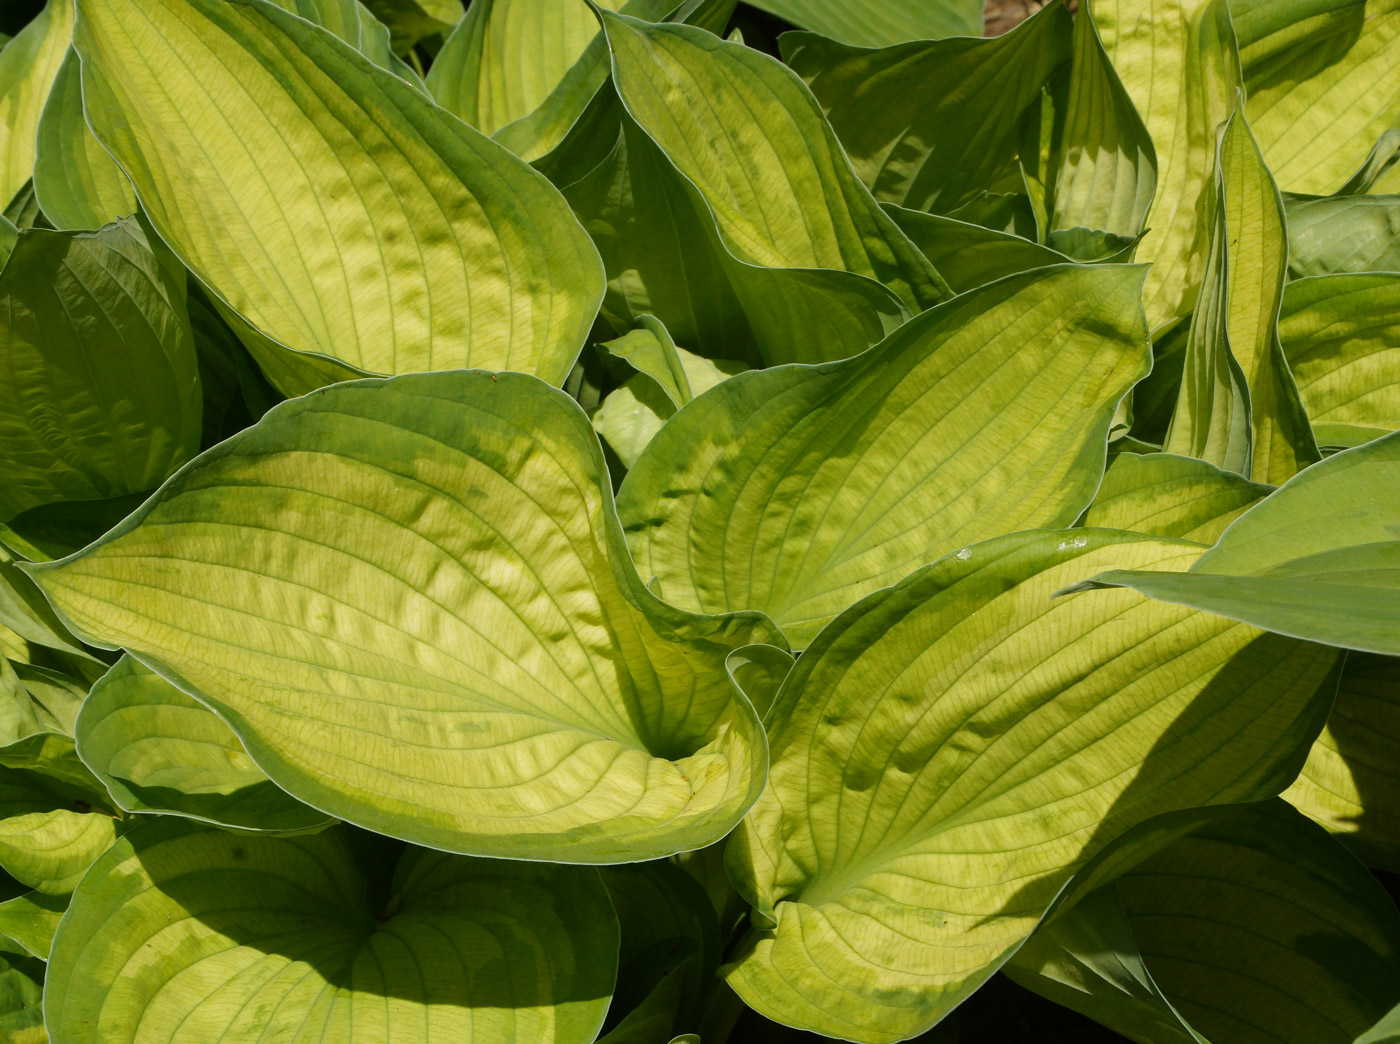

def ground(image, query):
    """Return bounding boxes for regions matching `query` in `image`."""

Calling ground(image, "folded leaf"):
[723,530,1337,1041]
[75,0,604,393]
[1234,0,1400,195]
[29,372,778,862]
[618,264,1150,645]
[782,7,1072,214]
[1089,429,1400,654]
[77,656,336,834]
[743,0,982,46]
[0,0,73,209]
[0,218,201,522]
[882,204,1072,293]
[1095,0,1240,331]
[1083,452,1273,544]
[1287,195,1400,278]
[32,48,137,230]
[1163,107,1320,484]
[1285,653,1400,870]
[1280,273,1400,447]
[361,0,462,52]
[601,10,949,358]
[45,818,618,1044]
[1046,0,1156,237]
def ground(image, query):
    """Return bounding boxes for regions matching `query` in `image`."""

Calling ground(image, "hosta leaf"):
[76,657,335,834]
[743,0,983,46]
[882,205,1071,293]
[1234,0,1400,195]
[1046,0,1156,238]
[0,545,94,662]
[782,6,1072,214]
[1285,653,1400,869]
[45,818,618,1044]
[0,735,120,894]
[618,264,1150,646]
[28,372,778,863]
[723,530,1337,1042]
[32,48,136,231]
[360,0,462,52]
[1163,107,1320,485]
[1287,195,1400,278]
[0,953,44,1044]
[427,0,672,160]
[0,889,65,958]
[261,0,424,81]
[1083,452,1273,544]
[1280,274,1400,447]
[1089,429,1400,654]
[0,218,200,523]
[1011,801,1400,1044]
[1095,0,1240,331]
[0,0,73,210]
[601,11,949,361]
[75,0,603,394]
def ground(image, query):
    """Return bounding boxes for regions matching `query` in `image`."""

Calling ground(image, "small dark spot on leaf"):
[230,845,246,861]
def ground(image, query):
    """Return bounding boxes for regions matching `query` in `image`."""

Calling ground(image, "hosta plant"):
[2,0,1400,1042]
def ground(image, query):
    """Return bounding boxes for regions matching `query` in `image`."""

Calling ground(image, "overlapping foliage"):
[1,0,1399,1041]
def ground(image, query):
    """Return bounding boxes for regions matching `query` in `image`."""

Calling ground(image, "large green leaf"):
[600,10,949,363]
[1284,653,1400,869]
[1044,0,1157,238]
[1095,0,1240,331]
[1286,195,1400,278]
[722,530,1337,1042]
[1083,452,1273,544]
[0,888,65,959]
[45,818,618,1044]
[1163,108,1319,484]
[0,218,201,523]
[881,204,1073,293]
[76,657,336,834]
[28,372,779,863]
[74,0,603,394]
[743,0,982,46]
[32,48,137,231]
[0,0,73,209]
[1019,801,1400,1044]
[427,0,671,161]
[1280,274,1400,447]
[782,6,1072,214]
[1088,429,1400,654]
[1233,0,1400,195]
[618,264,1150,646]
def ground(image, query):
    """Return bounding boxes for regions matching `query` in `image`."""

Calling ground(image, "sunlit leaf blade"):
[618,264,1150,646]
[76,657,336,834]
[1285,653,1400,870]
[1164,107,1320,484]
[723,531,1337,1042]
[45,818,618,1044]
[32,48,136,231]
[260,0,425,81]
[1095,0,1240,331]
[0,218,201,523]
[28,372,777,863]
[743,0,982,46]
[1280,274,1400,448]
[783,7,1072,214]
[1287,195,1400,278]
[1089,430,1400,654]
[1048,0,1156,237]
[1083,452,1273,544]
[1013,801,1400,1044]
[75,0,604,394]
[0,0,73,210]
[427,0,671,160]
[0,888,65,958]
[600,10,948,326]
[0,735,121,894]
[1234,0,1400,195]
